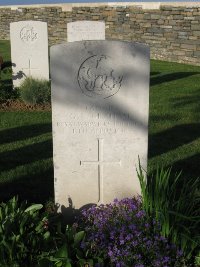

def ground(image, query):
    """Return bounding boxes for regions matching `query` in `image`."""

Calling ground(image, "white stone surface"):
[67,21,105,42]
[10,21,49,87]
[51,40,150,209]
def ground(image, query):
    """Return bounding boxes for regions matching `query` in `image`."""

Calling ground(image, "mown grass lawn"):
[149,60,200,181]
[0,40,200,204]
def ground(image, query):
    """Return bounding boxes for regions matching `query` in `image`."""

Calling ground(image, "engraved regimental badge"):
[77,55,123,99]
[20,25,38,44]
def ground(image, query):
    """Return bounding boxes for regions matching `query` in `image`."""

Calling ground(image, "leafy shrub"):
[137,163,200,264]
[195,251,200,266]
[0,196,51,266]
[19,77,51,105]
[0,67,19,102]
[0,85,19,102]
[81,197,184,267]
[39,204,102,267]
[0,197,96,267]
[39,224,91,267]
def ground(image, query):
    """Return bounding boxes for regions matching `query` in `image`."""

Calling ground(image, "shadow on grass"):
[0,167,54,204]
[0,123,53,203]
[169,153,200,182]
[150,72,200,86]
[171,89,200,112]
[0,140,53,172]
[149,123,200,159]
[149,113,177,122]
[0,123,52,145]
[150,72,161,76]
[148,153,200,183]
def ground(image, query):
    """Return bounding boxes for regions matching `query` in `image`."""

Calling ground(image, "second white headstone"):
[67,21,105,42]
[10,20,49,87]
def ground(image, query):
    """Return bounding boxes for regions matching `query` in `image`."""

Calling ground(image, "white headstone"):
[10,21,49,87]
[51,41,150,209]
[67,21,105,42]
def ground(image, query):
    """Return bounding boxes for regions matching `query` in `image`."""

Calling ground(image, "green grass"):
[149,60,200,181]
[0,40,200,204]
[0,111,53,203]
[0,40,11,60]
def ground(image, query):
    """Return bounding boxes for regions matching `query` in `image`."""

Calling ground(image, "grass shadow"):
[150,71,161,76]
[0,123,53,203]
[0,123,52,145]
[171,89,200,113]
[149,123,200,158]
[0,167,54,204]
[169,153,200,182]
[0,140,53,172]
[150,72,200,86]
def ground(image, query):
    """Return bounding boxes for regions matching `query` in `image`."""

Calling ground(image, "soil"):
[0,99,51,111]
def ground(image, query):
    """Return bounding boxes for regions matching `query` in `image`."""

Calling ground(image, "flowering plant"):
[81,197,184,267]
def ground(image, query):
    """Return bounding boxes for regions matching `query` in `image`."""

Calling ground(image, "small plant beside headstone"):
[19,77,51,105]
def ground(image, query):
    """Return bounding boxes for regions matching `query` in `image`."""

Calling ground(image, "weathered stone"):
[67,21,105,42]
[193,31,200,36]
[173,50,186,55]
[0,4,199,66]
[194,51,200,56]
[173,15,184,19]
[181,44,196,50]
[151,14,160,19]
[51,40,150,208]
[184,16,195,20]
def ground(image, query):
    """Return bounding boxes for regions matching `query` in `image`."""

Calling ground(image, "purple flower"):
[135,210,145,218]
[80,197,183,267]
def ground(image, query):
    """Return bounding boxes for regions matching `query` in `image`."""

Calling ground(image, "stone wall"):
[0,2,200,65]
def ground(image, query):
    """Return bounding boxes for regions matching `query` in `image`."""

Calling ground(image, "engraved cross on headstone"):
[22,58,39,77]
[80,139,121,204]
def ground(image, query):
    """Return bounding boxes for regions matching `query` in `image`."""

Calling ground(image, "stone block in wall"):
[173,15,184,19]
[184,16,195,20]
[173,50,186,56]
[193,31,200,36]
[143,14,151,20]
[151,14,161,19]
[191,24,200,30]
[194,51,200,56]
[147,27,164,34]
[181,44,197,50]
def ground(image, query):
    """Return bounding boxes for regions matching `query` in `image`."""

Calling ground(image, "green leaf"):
[76,249,84,259]
[55,245,68,259]
[25,204,43,213]
[74,231,85,246]
[55,261,63,267]
[64,262,72,267]
[43,231,50,240]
